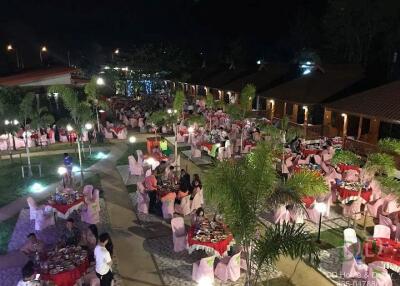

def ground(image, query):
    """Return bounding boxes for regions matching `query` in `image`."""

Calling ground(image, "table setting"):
[363,237,400,272]
[187,218,234,257]
[40,245,89,286]
[47,188,84,219]
[335,181,372,204]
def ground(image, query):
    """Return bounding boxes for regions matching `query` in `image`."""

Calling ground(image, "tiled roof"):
[222,64,289,93]
[0,67,78,86]
[258,64,364,105]
[325,80,400,122]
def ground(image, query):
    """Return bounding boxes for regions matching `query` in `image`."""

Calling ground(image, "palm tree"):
[49,85,93,184]
[204,142,321,285]
[172,89,185,161]
[19,93,35,176]
[148,110,167,141]
[84,76,108,131]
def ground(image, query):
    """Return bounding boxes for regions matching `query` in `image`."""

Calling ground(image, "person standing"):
[94,233,113,286]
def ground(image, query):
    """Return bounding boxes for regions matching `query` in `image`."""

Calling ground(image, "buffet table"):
[41,246,89,286]
[336,186,372,204]
[363,238,400,272]
[187,223,234,257]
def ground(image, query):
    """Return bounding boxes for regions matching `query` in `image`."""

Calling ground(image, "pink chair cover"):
[190,192,203,213]
[175,195,191,216]
[341,246,368,279]
[373,225,391,239]
[379,214,397,234]
[192,256,216,283]
[306,206,320,224]
[367,198,384,218]
[343,170,360,183]
[162,194,176,219]
[27,197,38,220]
[137,183,149,214]
[171,217,187,252]
[214,252,241,282]
[35,208,55,231]
[367,262,393,286]
[83,185,94,200]
[343,199,362,220]
[343,228,358,247]
[274,205,291,224]
[128,155,143,176]
[81,200,100,224]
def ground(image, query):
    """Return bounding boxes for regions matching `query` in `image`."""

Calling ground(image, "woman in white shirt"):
[94,233,113,286]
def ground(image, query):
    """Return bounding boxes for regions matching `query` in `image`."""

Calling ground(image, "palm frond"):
[365,153,396,176]
[205,92,215,109]
[186,115,205,126]
[225,104,243,121]
[148,111,167,126]
[240,84,256,112]
[378,138,400,155]
[173,89,185,112]
[376,176,400,194]
[253,223,320,274]
[331,150,361,166]
[285,170,329,197]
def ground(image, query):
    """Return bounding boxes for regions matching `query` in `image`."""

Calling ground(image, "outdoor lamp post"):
[58,166,67,188]
[315,202,327,243]
[128,136,136,154]
[303,106,309,136]
[6,44,21,68]
[269,99,275,122]
[85,123,93,155]
[40,46,47,63]
[341,113,348,147]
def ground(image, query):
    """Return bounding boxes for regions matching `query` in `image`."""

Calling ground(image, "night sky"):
[0,0,325,71]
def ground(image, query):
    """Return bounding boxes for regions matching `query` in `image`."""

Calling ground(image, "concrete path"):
[91,141,164,286]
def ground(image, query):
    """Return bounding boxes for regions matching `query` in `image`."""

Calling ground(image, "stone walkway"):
[91,140,164,286]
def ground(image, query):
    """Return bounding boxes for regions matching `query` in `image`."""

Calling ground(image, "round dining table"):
[363,237,400,272]
[187,225,235,258]
[48,198,85,219]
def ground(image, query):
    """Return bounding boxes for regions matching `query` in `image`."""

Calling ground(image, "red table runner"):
[302,149,320,156]
[200,142,213,152]
[50,198,84,215]
[187,226,234,257]
[337,163,360,174]
[302,196,315,208]
[42,258,89,286]
[336,186,372,204]
[363,238,400,272]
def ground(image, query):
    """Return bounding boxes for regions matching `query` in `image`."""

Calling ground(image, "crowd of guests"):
[17,217,115,286]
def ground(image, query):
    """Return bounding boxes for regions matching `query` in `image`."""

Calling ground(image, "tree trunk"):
[77,138,84,186]
[25,136,32,177]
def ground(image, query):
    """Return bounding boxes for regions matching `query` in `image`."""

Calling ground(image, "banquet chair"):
[35,206,55,231]
[289,205,305,224]
[40,134,49,147]
[313,154,322,165]
[242,144,252,154]
[161,192,176,219]
[341,246,368,279]
[373,225,391,239]
[190,192,203,213]
[305,205,320,224]
[191,146,202,158]
[136,150,143,161]
[297,156,310,165]
[383,196,400,215]
[27,197,38,220]
[367,261,393,286]
[128,155,143,176]
[138,118,145,132]
[171,217,187,252]
[60,135,68,142]
[343,170,360,183]
[81,198,100,225]
[217,147,225,161]
[343,228,358,247]
[130,118,138,128]
[177,133,186,143]
[214,252,241,282]
[192,256,216,284]
[103,129,113,139]
[117,128,127,140]
[83,185,94,200]
[274,205,291,224]
[175,195,191,216]
[379,214,396,235]
[136,182,149,214]
[366,198,384,218]
[123,115,130,126]
[343,198,362,220]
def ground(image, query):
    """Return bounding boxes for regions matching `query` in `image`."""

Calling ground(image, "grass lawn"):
[116,142,147,166]
[126,184,137,194]
[0,215,18,254]
[311,228,363,250]
[0,151,106,207]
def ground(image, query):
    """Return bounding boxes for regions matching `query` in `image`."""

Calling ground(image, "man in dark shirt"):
[62,218,81,246]
[179,169,191,192]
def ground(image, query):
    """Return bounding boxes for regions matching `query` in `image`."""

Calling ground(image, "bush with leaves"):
[378,138,400,155]
[331,150,361,166]
[204,142,320,285]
